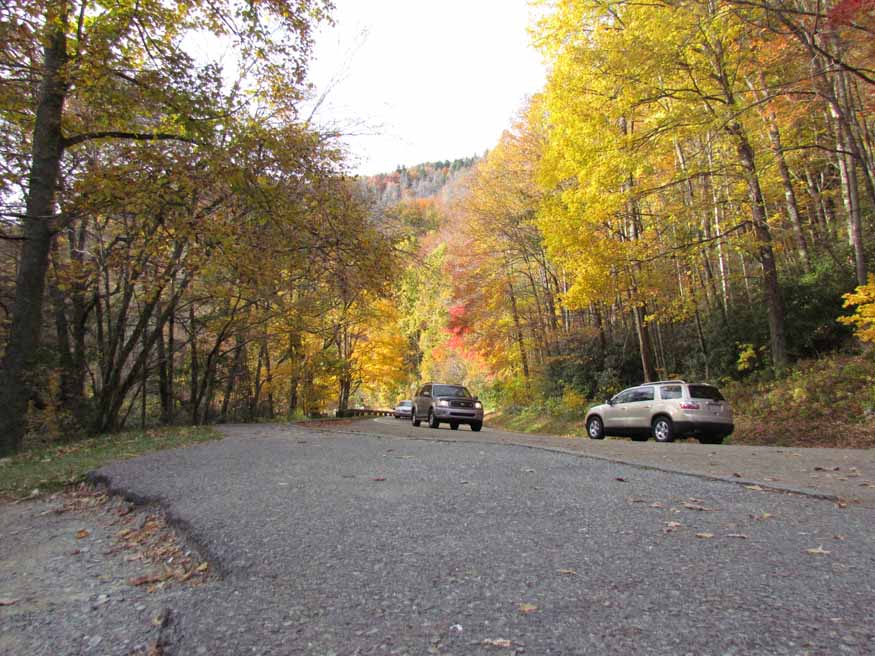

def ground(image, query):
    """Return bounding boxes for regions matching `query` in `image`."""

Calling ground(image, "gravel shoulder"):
[0,487,213,656]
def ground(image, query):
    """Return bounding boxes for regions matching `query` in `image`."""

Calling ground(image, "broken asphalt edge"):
[86,470,230,579]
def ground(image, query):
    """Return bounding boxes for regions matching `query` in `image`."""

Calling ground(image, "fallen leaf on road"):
[695,532,714,539]
[522,468,535,474]
[518,603,538,614]
[615,477,626,482]
[0,598,18,606]
[726,533,749,539]
[744,485,764,491]
[805,546,830,555]
[835,499,849,509]
[196,562,208,572]
[482,638,513,648]
[557,568,577,576]
[732,472,742,478]
[128,574,163,587]
[833,535,847,541]
[649,502,664,508]
[682,502,718,512]
[664,521,682,533]
[152,609,169,627]
[371,477,386,482]
[145,640,163,656]
[75,529,90,539]
[751,512,773,521]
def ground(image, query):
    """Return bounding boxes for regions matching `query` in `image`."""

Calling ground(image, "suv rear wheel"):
[652,416,675,443]
[586,416,605,440]
[428,409,440,429]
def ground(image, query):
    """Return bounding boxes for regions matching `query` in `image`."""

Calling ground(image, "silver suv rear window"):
[688,385,725,401]
[660,385,682,399]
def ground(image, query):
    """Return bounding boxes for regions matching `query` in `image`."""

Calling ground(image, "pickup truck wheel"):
[470,421,482,432]
[428,409,440,429]
[652,416,675,443]
[586,416,605,440]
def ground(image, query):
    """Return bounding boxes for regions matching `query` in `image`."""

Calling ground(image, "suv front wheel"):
[652,416,675,443]
[586,416,605,440]
[411,408,421,427]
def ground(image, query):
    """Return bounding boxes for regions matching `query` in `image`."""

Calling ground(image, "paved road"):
[76,420,875,655]
[326,417,875,507]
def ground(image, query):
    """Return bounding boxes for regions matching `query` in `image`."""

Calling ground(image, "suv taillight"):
[679,402,700,410]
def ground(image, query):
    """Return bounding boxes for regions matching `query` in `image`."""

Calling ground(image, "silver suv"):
[412,383,483,431]
[584,381,733,444]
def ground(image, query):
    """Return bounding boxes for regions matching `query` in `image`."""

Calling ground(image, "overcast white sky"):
[303,1,546,175]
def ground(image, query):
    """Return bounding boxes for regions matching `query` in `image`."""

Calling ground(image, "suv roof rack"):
[646,380,687,385]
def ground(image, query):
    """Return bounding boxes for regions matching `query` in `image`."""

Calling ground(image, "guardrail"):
[335,408,394,418]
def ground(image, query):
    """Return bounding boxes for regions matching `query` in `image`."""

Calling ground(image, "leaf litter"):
[62,483,213,591]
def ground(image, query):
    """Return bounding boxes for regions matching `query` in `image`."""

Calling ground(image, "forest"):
[2,0,875,457]
[365,0,875,445]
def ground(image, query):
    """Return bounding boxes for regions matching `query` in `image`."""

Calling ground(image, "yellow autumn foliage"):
[839,275,875,344]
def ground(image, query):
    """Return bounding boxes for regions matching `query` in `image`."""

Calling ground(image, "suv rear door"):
[625,386,655,430]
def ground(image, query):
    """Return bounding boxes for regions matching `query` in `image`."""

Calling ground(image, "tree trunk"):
[189,303,199,424]
[0,3,69,455]
[507,275,529,379]
[730,124,788,368]
[262,339,274,419]
[220,337,244,422]
[766,116,812,272]
[835,122,867,286]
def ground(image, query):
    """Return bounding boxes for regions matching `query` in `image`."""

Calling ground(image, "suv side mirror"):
[605,398,613,406]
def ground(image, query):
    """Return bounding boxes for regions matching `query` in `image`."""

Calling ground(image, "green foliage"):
[782,262,855,357]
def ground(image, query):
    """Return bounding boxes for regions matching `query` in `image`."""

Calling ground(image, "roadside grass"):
[488,351,875,449]
[487,408,585,438]
[0,426,220,501]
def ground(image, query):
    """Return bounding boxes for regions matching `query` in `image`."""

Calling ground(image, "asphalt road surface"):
[80,421,875,653]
